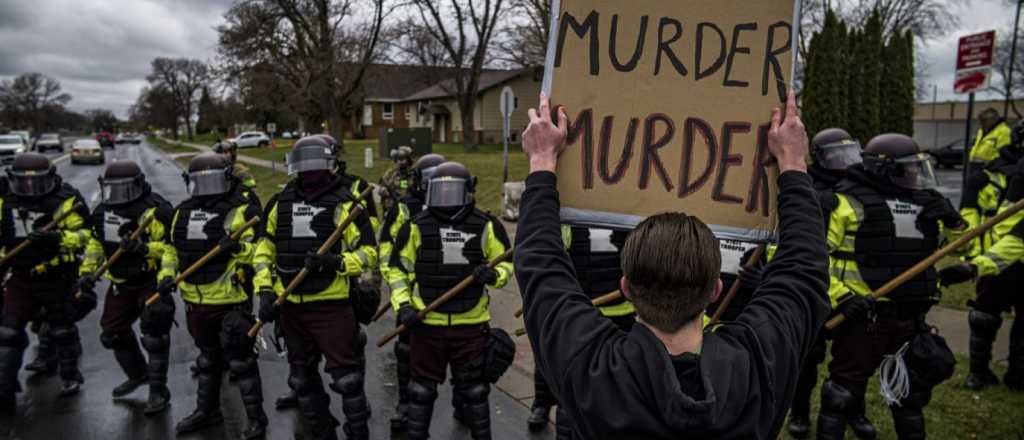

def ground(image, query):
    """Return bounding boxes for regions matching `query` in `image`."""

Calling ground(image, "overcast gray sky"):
[0,0,1015,118]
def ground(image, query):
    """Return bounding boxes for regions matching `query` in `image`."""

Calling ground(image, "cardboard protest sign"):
[543,0,796,241]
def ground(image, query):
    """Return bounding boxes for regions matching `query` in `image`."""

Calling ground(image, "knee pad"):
[228,357,259,379]
[820,380,855,413]
[969,309,1002,335]
[899,384,933,410]
[408,379,438,404]
[462,381,489,404]
[141,303,175,335]
[141,334,169,353]
[287,363,319,393]
[196,350,223,374]
[100,330,137,350]
[48,325,77,343]
[329,369,364,396]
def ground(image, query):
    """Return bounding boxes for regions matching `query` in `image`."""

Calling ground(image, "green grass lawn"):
[781,353,1024,440]
[148,137,202,155]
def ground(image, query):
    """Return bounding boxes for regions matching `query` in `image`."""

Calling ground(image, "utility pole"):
[932,84,939,150]
[1007,0,1022,118]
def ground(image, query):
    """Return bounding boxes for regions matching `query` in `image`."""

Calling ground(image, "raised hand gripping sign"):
[543,0,797,239]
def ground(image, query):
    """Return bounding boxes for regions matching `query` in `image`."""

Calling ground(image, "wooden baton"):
[709,244,767,325]
[514,288,622,319]
[76,215,155,299]
[370,301,390,323]
[376,248,513,347]
[825,197,1024,330]
[0,202,85,266]
[144,216,261,306]
[247,186,374,338]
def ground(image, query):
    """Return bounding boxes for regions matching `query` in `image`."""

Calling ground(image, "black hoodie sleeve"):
[514,171,622,399]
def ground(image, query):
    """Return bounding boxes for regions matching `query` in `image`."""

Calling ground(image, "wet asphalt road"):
[0,141,554,440]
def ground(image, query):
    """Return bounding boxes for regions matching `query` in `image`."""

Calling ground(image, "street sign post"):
[954,30,996,186]
[267,122,277,141]
[499,86,516,183]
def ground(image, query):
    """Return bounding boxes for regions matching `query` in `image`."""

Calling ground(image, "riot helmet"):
[426,162,476,209]
[390,146,414,167]
[314,134,345,172]
[811,128,862,171]
[862,133,937,190]
[7,153,57,197]
[411,153,446,198]
[184,153,233,197]
[99,160,146,205]
[287,135,337,176]
[212,139,237,163]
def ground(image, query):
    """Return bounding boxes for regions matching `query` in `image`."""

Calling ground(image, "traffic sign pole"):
[963,92,975,187]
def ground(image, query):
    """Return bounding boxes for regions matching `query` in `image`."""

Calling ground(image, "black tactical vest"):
[171,191,247,285]
[6,184,80,272]
[567,226,625,303]
[273,181,351,295]
[834,178,940,304]
[400,195,424,220]
[412,209,488,314]
[90,191,169,280]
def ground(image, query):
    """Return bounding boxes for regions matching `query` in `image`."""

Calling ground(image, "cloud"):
[0,0,233,117]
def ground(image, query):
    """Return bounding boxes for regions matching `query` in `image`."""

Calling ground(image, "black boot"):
[789,351,820,439]
[289,364,338,440]
[176,352,224,434]
[528,404,551,432]
[110,337,148,398]
[24,328,57,374]
[330,370,370,440]
[965,309,1002,390]
[51,325,83,397]
[391,340,411,431]
[0,326,27,414]
[554,407,573,440]
[457,379,491,440]
[848,394,877,439]
[1004,315,1024,391]
[816,380,852,440]
[275,390,298,409]
[406,380,437,440]
[141,334,171,415]
[788,414,811,439]
[530,366,554,432]
[234,359,268,440]
[891,406,926,440]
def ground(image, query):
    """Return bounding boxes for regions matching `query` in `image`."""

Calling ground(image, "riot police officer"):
[78,161,174,413]
[157,153,266,438]
[818,134,962,440]
[379,152,445,431]
[0,153,93,407]
[386,161,515,440]
[380,146,415,211]
[254,135,377,440]
[214,140,258,192]
[939,121,1024,391]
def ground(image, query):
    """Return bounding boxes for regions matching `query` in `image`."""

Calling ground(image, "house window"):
[362,104,373,126]
[383,103,394,121]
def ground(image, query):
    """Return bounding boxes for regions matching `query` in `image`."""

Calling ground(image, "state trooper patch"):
[104,211,130,244]
[13,210,44,238]
[291,202,327,238]
[187,210,220,240]
[886,199,924,239]
[588,228,617,253]
[440,226,477,264]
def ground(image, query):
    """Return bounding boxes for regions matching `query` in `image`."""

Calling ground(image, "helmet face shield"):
[426,177,472,208]
[8,168,56,197]
[415,165,440,194]
[890,153,938,190]
[814,141,862,170]
[101,176,144,205]
[286,145,334,176]
[186,168,231,197]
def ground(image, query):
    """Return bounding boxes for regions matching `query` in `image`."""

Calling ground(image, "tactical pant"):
[791,331,828,418]
[282,299,368,440]
[407,323,491,440]
[971,264,1024,388]
[0,274,82,400]
[532,313,634,439]
[185,303,266,429]
[100,278,174,395]
[820,306,930,440]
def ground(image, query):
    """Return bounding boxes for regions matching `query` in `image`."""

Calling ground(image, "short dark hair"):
[621,213,721,333]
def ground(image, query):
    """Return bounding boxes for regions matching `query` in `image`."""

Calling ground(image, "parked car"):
[34,133,63,152]
[10,130,31,145]
[0,134,29,165]
[71,139,105,164]
[226,131,271,148]
[116,132,143,144]
[281,131,294,139]
[928,138,971,169]
[96,132,116,149]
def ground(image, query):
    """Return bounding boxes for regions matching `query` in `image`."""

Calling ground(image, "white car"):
[116,132,143,144]
[227,131,271,149]
[34,133,63,153]
[0,134,29,165]
[71,139,105,164]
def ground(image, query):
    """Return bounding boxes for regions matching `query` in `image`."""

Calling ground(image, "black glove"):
[304,251,343,273]
[737,265,763,291]
[76,275,96,294]
[156,277,177,297]
[218,236,242,255]
[836,295,875,320]
[120,237,148,256]
[938,263,977,287]
[916,196,962,233]
[70,288,97,322]
[258,289,280,323]
[473,265,499,286]
[28,230,62,248]
[398,305,420,328]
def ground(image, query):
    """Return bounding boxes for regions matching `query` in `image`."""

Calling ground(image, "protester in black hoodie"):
[514,91,830,439]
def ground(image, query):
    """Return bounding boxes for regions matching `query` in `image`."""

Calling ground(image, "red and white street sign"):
[954,30,996,94]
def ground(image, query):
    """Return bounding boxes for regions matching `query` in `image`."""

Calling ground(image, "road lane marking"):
[53,153,71,164]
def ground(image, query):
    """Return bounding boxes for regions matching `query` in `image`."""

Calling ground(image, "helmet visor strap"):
[187,169,231,197]
[815,141,863,170]
[8,170,55,197]
[101,177,143,205]
[426,178,470,208]
[890,153,938,190]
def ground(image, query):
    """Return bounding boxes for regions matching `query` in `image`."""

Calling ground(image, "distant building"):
[913,98,1022,150]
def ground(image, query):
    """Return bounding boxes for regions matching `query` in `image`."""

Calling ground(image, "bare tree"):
[405,0,506,150]
[217,0,387,147]
[130,85,182,138]
[0,72,72,134]
[496,0,550,68]
[994,31,1024,118]
[147,58,211,141]
[84,108,119,132]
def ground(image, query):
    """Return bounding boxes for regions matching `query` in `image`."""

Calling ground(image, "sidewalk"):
[158,136,1005,412]
[157,137,278,169]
